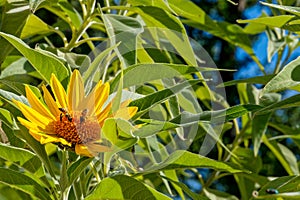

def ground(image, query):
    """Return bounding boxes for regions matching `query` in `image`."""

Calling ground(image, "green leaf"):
[203,188,239,200]
[131,5,197,65]
[16,126,56,179]
[262,135,299,175]
[162,176,209,200]
[103,118,135,144]
[260,2,300,17]
[0,168,51,200]
[129,80,201,112]
[254,176,300,199]
[262,56,300,94]
[0,32,69,84]
[85,175,172,200]
[0,143,45,178]
[58,0,82,28]
[21,14,52,38]
[174,0,265,72]
[103,14,143,66]
[145,150,247,173]
[252,113,272,157]
[170,104,263,124]
[0,1,30,64]
[67,157,93,186]
[29,0,58,12]
[218,75,275,87]
[257,94,300,114]
[82,43,118,92]
[237,15,295,28]
[110,63,214,91]
[231,147,262,173]
[134,120,179,138]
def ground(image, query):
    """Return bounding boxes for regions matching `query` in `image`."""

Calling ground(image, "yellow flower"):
[14,70,138,157]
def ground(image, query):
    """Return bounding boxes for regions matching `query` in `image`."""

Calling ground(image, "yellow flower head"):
[14,70,137,157]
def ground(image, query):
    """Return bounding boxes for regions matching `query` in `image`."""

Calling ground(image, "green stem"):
[60,150,70,200]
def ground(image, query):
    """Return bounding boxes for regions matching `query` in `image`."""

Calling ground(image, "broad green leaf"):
[0,143,44,178]
[261,2,300,17]
[67,157,93,186]
[127,0,175,14]
[162,170,184,200]
[0,1,30,64]
[131,5,197,65]
[0,184,32,200]
[85,175,171,200]
[0,57,40,82]
[0,88,28,106]
[262,135,299,175]
[231,147,262,174]
[252,113,272,157]
[1,121,25,148]
[171,0,265,72]
[170,104,263,124]
[129,80,201,112]
[0,32,69,84]
[0,107,23,147]
[218,75,275,87]
[266,28,287,63]
[162,176,209,200]
[58,0,82,28]
[262,56,300,94]
[254,176,300,199]
[103,138,138,174]
[257,94,300,114]
[21,14,52,38]
[203,188,238,200]
[103,118,135,144]
[134,120,178,138]
[145,150,246,173]
[110,63,214,91]
[29,0,58,12]
[237,15,295,28]
[0,168,51,200]
[16,126,56,178]
[102,14,143,66]
[82,43,119,93]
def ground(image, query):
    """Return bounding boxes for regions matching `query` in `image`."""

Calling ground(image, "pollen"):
[54,111,101,145]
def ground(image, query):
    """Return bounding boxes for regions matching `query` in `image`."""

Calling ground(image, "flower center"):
[54,110,101,145]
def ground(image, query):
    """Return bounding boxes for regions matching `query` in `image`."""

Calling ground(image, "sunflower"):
[13,70,138,157]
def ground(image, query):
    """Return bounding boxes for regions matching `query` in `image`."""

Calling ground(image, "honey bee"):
[59,108,73,122]
[80,108,88,123]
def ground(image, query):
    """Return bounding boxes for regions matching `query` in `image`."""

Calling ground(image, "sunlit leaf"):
[0,168,51,200]
[85,175,172,200]
[145,150,247,173]
[0,32,69,84]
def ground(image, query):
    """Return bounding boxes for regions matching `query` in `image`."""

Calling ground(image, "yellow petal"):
[14,100,51,129]
[75,144,93,157]
[85,82,109,116]
[112,106,138,120]
[50,73,67,109]
[40,135,71,146]
[75,143,111,157]
[67,70,84,111]
[96,102,112,125]
[42,85,60,117]
[25,86,56,121]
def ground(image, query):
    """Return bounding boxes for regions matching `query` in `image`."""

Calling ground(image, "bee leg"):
[60,113,63,121]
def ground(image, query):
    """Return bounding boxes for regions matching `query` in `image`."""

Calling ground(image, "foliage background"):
[1,0,300,199]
